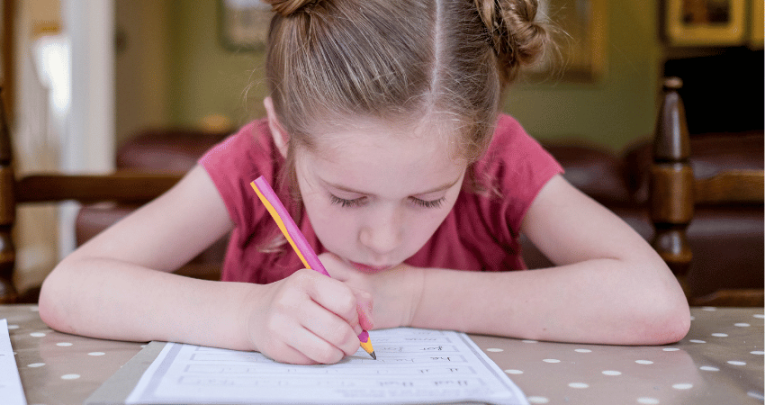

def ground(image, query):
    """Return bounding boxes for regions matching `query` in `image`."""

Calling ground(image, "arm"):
[410,175,690,345]
[39,165,368,364]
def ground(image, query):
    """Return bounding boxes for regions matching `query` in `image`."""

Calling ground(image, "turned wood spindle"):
[650,77,694,280]
[0,87,18,303]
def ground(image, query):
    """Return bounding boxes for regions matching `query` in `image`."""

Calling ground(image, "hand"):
[245,268,374,365]
[319,253,426,330]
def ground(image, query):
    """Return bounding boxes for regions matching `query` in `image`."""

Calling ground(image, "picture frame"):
[525,0,608,82]
[219,0,272,51]
[665,0,747,46]
[750,0,763,48]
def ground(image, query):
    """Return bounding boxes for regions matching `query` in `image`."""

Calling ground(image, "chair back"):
[0,87,182,303]
[650,77,764,306]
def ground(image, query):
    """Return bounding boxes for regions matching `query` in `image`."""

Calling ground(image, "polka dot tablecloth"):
[471,307,764,404]
[2,305,763,405]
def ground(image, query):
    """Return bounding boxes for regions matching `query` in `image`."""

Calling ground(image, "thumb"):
[354,289,374,331]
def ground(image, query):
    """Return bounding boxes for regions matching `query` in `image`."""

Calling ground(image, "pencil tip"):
[370,351,377,360]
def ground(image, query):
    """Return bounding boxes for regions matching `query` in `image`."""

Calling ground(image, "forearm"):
[411,258,690,345]
[39,257,258,351]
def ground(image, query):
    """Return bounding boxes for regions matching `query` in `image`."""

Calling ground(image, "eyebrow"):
[322,175,463,197]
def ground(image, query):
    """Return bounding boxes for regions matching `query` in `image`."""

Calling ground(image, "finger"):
[352,288,375,332]
[301,272,360,327]
[263,340,318,365]
[297,301,361,358]
[291,324,350,364]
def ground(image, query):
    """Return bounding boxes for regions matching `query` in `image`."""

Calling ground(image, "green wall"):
[168,1,661,151]
[505,2,662,151]
[168,0,268,129]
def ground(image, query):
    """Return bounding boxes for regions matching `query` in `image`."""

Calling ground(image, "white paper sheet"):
[126,327,528,405]
[0,319,27,405]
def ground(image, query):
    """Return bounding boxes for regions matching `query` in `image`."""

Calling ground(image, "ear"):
[264,96,289,157]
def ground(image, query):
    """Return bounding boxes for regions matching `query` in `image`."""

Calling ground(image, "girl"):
[39,0,690,365]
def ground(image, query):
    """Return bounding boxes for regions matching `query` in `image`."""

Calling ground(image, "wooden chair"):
[0,87,183,303]
[650,77,764,307]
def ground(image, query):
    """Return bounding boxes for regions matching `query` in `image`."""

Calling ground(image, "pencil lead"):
[370,351,376,360]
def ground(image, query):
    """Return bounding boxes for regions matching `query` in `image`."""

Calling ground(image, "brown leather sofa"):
[76,128,764,300]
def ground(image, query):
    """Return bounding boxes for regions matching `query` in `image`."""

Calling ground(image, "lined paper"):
[0,319,27,405]
[126,327,528,405]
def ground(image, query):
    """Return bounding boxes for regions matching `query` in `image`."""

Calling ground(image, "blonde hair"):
[257,0,551,252]
[263,0,550,163]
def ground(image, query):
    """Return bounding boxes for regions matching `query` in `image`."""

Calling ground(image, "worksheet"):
[126,327,528,405]
[0,319,27,405]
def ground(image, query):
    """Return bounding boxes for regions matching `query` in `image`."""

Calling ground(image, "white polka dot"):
[88,352,106,356]
[711,333,728,337]
[689,339,706,344]
[750,351,764,355]
[700,366,719,371]
[574,348,592,353]
[527,396,550,404]
[29,306,39,312]
[727,360,746,366]
[635,360,653,365]
[542,358,561,363]
[504,369,523,374]
[27,363,45,368]
[734,323,750,327]
[662,348,679,351]
[701,306,716,311]
[568,382,589,388]
[637,397,660,404]
[690,316,695,321]
[140,344,147,348]
[29,332,46,337]
[672,383,693,390]
[7,324,18,330]
[602,370,622,376]
[61,374,80,380]
[753,314,764,319]
[56,342,73,347]
[486,348,503,352]
[522,339,538,343]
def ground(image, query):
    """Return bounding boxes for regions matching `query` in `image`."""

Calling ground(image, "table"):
[2,304,763,404]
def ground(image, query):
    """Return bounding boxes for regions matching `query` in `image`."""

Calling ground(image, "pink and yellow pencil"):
[250,176,376,360]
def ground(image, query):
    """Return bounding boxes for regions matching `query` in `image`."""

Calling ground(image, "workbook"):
[86,327,528,405]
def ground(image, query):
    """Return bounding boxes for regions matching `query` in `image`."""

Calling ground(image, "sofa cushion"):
[624,131,764,205]
[542,142,632,206]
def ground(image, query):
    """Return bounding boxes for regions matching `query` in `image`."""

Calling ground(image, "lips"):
[348,261,393,274]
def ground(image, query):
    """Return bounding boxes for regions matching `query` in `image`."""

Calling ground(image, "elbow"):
[631,293,691,345]
[38,262,73,334]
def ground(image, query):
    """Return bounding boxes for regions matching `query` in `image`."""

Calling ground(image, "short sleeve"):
[475,114,563,238]
[198,119,277,245]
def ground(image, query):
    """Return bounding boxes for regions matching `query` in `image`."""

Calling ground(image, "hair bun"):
[474,0,550,79]
[262,0,316,16]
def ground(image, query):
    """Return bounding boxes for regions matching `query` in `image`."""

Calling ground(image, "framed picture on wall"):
[219,0,272,51]
[665,0,747,46]
[524,0,608,82]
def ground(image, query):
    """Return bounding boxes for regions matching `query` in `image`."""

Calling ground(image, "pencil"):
[250,176,376,360]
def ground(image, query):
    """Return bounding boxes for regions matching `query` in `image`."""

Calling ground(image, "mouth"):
[348,261,394,274]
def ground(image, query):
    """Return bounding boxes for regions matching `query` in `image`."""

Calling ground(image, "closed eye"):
[330,194,366,208]
[410,197,445,209]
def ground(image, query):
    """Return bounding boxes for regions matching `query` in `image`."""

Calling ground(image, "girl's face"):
[294,117,467,273]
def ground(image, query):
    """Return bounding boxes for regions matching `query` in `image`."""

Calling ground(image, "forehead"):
[308,114,464,161]
[298,116,467,193]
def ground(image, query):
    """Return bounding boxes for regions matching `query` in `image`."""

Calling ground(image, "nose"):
[359,207,402,258]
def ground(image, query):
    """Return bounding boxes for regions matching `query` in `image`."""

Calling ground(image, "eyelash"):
[329,195,445,209]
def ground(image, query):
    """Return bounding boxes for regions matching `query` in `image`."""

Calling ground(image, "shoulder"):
[197,118,282,229]
[199,119,274,169]
[468,113,563,233]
